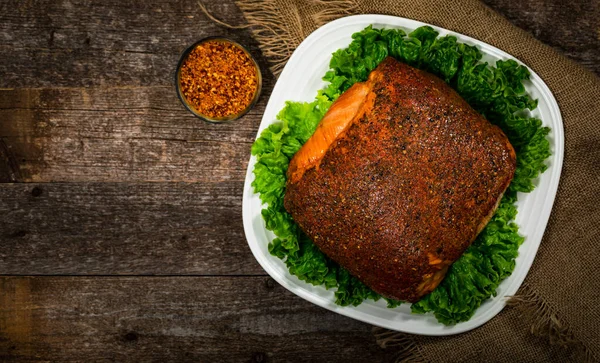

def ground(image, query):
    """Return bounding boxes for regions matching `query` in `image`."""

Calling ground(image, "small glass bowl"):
[175,37,262,123]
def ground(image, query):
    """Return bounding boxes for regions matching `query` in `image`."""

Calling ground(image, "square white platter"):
[242,14,564,335]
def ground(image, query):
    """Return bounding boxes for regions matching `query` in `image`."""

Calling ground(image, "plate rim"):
[242,14,564,336]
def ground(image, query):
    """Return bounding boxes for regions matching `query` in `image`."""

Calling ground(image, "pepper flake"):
[179,40,258,119]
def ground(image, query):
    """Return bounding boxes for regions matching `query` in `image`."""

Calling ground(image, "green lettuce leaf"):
[251,25,551,324]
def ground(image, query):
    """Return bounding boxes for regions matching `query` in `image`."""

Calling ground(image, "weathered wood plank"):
[1,0,597,183]
[0,0,264,87]
[0,0,597,90]
[0,1,275,183]
[0,276,393,362]
[482,0,599,75]
[0,86,271,182]
[0,182,267,275]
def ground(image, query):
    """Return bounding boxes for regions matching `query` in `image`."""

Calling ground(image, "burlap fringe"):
[508,283,598,362]
[200,1,598,361]
[235,0,297,76]
[374,284,599,363]
[311,0,359,27]
[199,0,359,76]
[198,0,293,75]
[373,327,427,363]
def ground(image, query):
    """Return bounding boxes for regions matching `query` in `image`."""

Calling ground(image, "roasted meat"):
[284,57,516,302]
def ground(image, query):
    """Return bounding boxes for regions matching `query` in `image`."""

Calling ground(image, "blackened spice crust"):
[284,57,516,302]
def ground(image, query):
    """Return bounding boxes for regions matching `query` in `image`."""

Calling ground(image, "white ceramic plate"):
[242,14,564,335]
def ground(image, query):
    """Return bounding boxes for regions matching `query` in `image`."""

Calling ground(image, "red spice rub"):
[284,57,516,302]
[179,40,258,118]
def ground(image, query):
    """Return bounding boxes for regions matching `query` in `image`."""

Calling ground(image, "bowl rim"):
[174,36,263,123]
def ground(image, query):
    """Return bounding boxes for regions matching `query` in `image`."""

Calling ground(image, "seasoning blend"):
[176,38,262,122]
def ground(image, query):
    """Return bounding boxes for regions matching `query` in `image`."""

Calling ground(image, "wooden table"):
[0,1,597,361]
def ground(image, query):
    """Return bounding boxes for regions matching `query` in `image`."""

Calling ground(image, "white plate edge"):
[241,14,565,335]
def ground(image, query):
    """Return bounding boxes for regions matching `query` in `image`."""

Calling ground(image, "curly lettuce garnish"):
[251,25,551,324]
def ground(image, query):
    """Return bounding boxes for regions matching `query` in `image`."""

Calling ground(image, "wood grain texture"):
[0,0,273,182]
[0,0,597,361]
[0,276,394,362]
[0,0,259,88]
[482,0,599,75]
[1,0,597,183]
[0,182,266,275]
[0,0,596,88]
[0,86,268,182]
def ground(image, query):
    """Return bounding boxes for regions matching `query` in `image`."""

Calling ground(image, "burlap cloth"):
[203,0,600,361]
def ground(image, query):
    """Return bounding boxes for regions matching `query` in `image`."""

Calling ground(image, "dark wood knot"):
[124,332,138,342]
[264,277,275,290]
[252,352,266,363]
[31,186,43,197]
[10,230,27,238]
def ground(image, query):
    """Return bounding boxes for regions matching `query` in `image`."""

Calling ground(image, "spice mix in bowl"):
[176,38,262,122]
